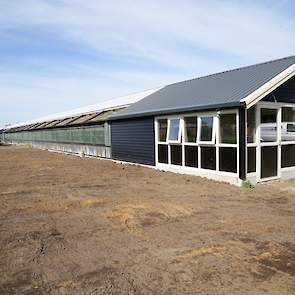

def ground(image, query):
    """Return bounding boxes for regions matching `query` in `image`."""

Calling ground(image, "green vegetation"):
[242,180,255,189]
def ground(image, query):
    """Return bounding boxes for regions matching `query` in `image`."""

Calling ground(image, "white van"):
[260,122,295,142]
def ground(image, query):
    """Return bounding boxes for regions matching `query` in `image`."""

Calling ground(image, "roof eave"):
[241,63,295,108]
[109,101,242,121]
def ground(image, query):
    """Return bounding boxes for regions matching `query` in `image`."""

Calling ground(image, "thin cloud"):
[0,0,294,126]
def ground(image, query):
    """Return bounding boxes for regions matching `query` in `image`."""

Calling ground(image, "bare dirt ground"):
[0,145,295,295]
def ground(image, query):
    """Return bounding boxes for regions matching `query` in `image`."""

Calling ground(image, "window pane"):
[158,119,167,142]
[184,117,197,142]
[260,109,277,142]
[201,147,216,170]
[168,119,180,141]
[200,117,214,142]
[219,147,237,173]
[261,146,277,178]
[282,107,295,122]
[171,145,182,165]
[219,113,236,144]
[282,108,295,141]
[281,145,295,168]
[185,146,198,168]
[247,106,256,143]
[247,147,256,173]
[158,144,168,163]
[261,108,277,123]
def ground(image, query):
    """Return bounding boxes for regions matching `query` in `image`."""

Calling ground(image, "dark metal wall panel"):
[111,117,155,166]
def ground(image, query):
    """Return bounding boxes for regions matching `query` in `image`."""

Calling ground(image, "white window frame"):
[257,103,281,182]
[245,101,295,182]
[155,109,239,179]
[280,106,295,144]
[157,118,168,143]
[218,111,238,146]
[260,107,279,145]
[167,117,182,143]
[198,114,217,145]
[183,115,198,144]
[217,110,239,174]
[246,105,257,151]
[245,106,259,177]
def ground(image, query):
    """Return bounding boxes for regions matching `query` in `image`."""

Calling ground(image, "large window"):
[184,117,197,143]
[245,105,295,179]
[260,108,277,142]
[219,147,237,173]
[281,107,295,141]
[200,116,215,143]
[168,119,181,142]
[158,145,168,164]
[282,107,295,122]
[185,146,198,168]
[219,113,237,144]
[281,144,295,168]
[201,147,216,170]
[158,119,167,142]
[247,147,256,173]
[156,110,237,176]
[170,145,182,165]
[247,106,256,143]
[261,146,277,178]
[199,115,217,170]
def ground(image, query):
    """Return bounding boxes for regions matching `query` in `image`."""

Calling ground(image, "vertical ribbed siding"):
[111,117,155,166]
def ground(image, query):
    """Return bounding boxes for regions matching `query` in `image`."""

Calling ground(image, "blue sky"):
[0,0,294,127]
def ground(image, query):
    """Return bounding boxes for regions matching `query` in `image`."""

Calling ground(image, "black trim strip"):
[239,105,246,180]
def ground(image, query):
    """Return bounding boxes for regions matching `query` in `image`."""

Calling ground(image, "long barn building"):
[1,88,161,158]
[2,55,295,185]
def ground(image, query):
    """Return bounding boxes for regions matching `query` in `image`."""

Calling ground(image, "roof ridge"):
[168,55,295,87]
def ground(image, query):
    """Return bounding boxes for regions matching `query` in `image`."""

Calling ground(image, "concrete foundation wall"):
[246,167,295,184]
[157,163,242,186]
[281,167,295,180]
[5,140,111,158]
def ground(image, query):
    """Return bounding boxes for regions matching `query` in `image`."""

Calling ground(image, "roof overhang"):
[109,101,242,120]
[241,63,295,109]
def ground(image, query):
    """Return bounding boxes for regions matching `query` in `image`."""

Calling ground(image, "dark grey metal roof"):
[110,55,295,120]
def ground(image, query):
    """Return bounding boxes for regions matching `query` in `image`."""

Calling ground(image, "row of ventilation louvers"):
[7,109,117,132]
[2,109,119,146]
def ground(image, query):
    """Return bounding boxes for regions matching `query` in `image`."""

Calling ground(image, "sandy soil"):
[0,145,295,295]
